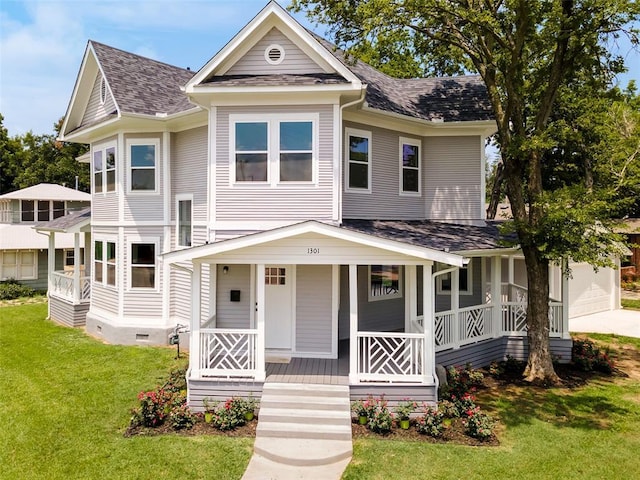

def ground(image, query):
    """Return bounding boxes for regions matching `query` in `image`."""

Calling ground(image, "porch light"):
[223,266,229,274]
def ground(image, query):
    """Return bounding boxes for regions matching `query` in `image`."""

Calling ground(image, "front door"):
[265,265,293,350]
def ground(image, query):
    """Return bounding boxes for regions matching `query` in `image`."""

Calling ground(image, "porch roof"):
[34,207,91,234]
[162,220,466,267]
[340,219,518,253]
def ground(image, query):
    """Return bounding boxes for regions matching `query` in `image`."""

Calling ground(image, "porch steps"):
[249,382,352,471]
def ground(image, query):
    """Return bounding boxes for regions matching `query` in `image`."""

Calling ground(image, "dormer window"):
[264,44,285,65]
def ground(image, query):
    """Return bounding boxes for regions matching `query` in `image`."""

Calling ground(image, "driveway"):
[569,308,640,338]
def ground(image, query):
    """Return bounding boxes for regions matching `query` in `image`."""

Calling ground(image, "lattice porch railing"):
[200,328,258,378]
[356,331,425,383]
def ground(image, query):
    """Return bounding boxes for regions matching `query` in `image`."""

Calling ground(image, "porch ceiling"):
[162,220,465,267]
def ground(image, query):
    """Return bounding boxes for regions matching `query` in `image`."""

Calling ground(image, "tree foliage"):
[292,0,640,382]
[0,116,89,194]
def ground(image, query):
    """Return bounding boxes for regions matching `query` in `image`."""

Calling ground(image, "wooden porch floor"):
[265,341,349,385]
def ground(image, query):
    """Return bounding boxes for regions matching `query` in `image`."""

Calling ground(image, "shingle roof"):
[341,219,516,253]
[203,73,349,86]
[312,34,493,123]
[91,41,196,116]
[35,207,91,233]
[0,183,91,202]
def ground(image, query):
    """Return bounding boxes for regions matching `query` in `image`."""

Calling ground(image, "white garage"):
[568,261,621,318]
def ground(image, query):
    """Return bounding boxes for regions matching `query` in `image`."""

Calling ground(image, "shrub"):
[162,366,187,393]
[168,404,196,430]
[443,363,484,399]
[131,388,174,427]
[503,355,526,375]
[437,399,459,418]
[572,338,615,374]
[394,399,417,420]
[488,360,504,377]
[211,397,247,431]
[463,407,495,440]
[0,280,35,300]
[451,392,476,415]
[367,397,393,434]
[352,395,379,420]
[415,406,445,437]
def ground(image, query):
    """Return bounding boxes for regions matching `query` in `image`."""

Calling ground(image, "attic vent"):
[99,76,107,105]
[265,44,285,65]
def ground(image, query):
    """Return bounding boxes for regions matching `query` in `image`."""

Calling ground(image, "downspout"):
[338,89,366,225]
[430,260,469,396]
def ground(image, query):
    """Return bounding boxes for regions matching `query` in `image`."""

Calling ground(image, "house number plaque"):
[307,248,320,254]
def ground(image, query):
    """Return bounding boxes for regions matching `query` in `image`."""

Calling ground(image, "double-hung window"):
[130,242,156,289]
[345,128,371,192]
[437,263,473,295]
[231,114,317,185]
[128,139,159,192]
[21,200,34,222]
[176,195,192,248]
[94,240,116,287]
[93,143,116,194]
[399,137,421,195]
[0,251,37,280]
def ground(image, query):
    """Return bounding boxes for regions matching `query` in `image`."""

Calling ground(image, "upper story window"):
[400,137,421,195]
[93,143,116,194]
[20,200,65,222]
[128,139,159,193]
[130,242,156,289]
[369,265,402,301]
[231,113,318,186]
[176,195,192,248]
[21,200,34,222]
[437,263,473,295]
[94,240,116,287]
[345,128,371,193]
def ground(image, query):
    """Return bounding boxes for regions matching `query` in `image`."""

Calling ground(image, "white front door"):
[265,265,293,350]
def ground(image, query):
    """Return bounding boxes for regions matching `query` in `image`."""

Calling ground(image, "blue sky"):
[0,0,638,137]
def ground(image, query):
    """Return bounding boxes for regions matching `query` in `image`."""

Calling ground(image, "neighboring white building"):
[0,183,90,291]
[51,2,619,405]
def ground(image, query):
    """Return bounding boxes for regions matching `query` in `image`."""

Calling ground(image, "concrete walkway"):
[569,308,640,338]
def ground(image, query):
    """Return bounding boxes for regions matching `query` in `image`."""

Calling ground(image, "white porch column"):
[405,265,417,333]
[452,268,460,349]
[561,258,570,339]
[348,264,358,384]
[209,264,217,327]
[190,261,202,378]
[73,233,81,303]
[423,263,434,384]
[491,256,502,337]
[508,256,515,285]
[255,264,266,382]
[47,232,55,319]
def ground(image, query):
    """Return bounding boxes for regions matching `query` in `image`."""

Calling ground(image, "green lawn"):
[0,304,252,480]
[622,298,640,310]
[3,304,640,480]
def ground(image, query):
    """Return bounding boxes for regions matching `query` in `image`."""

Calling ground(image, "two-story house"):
[0,183,90,293]
[55,2,619,406]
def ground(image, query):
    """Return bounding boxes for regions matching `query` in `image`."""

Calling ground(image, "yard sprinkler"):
[169,324,188,359]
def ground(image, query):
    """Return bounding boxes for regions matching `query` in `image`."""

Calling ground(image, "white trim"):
[163,132,171,223]
[209,106,216,231]
[164,221,465,267]
[399,136,422,196]
[126,236,160,291]
[344,127,372,193]
[175,194,194,249]
[480,135,487,220]
[264,44,285,65]
[367,264,403,302]
[126,138,161,195]
[93,235,118,290]
[331,264,339,359]
[91,139,117,195]
[229,112,319,186]
[332,103,341,223]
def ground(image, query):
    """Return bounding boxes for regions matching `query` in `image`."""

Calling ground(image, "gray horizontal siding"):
[90,285,118,315]
[216,264,251,329]
[296,265,332,354]
[188,379,264,412]
[49,297,89,327]
[436,336,573,369]
[338,265,404,340]
[342,122,424,220]
[424,136,482,222]
[170,263,191,323]
[226,27,324,75]
[215,105,334,222]
[81,73,116,127]
[91,135,118,223]
[171,126,208,225]
[350,385,437,407]
[123,133,164,222]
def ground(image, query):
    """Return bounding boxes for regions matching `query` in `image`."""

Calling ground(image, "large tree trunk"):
[486,161,504,219]
[521,244,561,384]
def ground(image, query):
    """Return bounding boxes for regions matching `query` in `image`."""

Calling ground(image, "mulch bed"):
[351,418,499,446]
[124,416,258,438]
